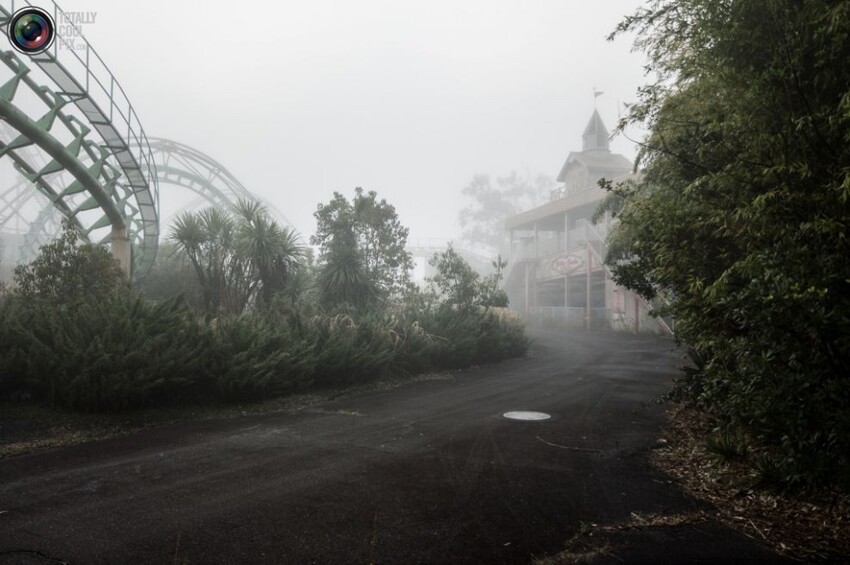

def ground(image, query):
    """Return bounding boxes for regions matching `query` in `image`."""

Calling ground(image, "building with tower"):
[503,109,671,334]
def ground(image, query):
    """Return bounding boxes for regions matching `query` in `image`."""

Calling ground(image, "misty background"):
[51,0,647,242]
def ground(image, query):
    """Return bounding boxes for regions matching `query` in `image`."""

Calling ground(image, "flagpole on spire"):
[593,87,604,109]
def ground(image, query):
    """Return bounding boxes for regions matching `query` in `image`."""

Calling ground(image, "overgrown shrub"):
[214,314,314,401]
[13,221,127,305]
[385,314,434,375]
[1,295,214,410]
[417,306,528,369]
[306,313,396,387]
[0,218,529,412]
[0,293,529,411]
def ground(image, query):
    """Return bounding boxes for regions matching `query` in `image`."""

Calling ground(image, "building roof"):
[504,108,637,231]
[554,110,632,182]
[582,109,610,152]
[556,151,633,182]
[506,171,640,231]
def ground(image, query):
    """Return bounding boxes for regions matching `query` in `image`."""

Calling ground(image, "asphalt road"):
[0,329,788,564]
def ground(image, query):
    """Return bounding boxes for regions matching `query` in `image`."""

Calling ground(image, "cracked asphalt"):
[0,329,790,564]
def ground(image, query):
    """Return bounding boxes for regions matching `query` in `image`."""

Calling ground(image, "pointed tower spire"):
[582,109,610,152]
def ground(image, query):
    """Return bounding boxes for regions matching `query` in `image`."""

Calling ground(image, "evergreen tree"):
[312,188,414,308]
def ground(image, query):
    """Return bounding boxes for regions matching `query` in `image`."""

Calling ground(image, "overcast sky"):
[56,0,648,242]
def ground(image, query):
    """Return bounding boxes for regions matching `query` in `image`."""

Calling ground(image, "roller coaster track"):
[0,0,157,274]
[2,136,294,264]
[0,1,295,277]
[147,138,292,231]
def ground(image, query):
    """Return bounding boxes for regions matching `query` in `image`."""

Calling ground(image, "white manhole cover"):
[503,411,551,421]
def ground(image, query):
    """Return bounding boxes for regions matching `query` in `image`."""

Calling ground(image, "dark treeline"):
[602,0,850,491]
[0,189,527,412]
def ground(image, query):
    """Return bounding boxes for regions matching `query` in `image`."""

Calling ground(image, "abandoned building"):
[504,109,672,335]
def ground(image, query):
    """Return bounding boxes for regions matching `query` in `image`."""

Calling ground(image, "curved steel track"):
[0,1,292,276]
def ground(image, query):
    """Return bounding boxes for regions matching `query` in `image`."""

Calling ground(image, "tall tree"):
[312,188,413,308]
[458,172,553,253]
[607,0,850,488]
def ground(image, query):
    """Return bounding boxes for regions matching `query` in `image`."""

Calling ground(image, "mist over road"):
[0,330,785,563]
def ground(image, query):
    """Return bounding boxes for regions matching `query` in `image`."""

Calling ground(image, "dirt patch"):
[534,511,710,564]
[650,403,850,561]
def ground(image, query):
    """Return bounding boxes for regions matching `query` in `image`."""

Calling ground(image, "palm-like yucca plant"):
[318,245,376,309]
[170,200,306,315]
[316,221,377,310]
[170,212,211,306]
[234,199,304,308]
[171,208,241,314]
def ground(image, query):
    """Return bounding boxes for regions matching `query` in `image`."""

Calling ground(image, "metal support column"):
[633,291,640,335]
[534,222,539,258]
[585,245,592,330]
[524,262,530,319]
[110,225,132,276]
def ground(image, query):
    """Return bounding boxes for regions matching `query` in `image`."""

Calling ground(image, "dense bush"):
[306,313,396,387]
[213,314,315,401]
[0,206,528,412]
[418,307,527,369]
[0,294,214,410]
[13,221,128,305]
[0,294,527,411]
[384,314,434,376]
[606,0,850,490]
[0,284,527,414]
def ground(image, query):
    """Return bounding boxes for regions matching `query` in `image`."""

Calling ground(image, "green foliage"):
[608,0,850,490]
[0,294,214,410]
[315,220,378,311]
[307,313,395,387]
[234,200,303,309]
[705,429,749,464]
[170,207,246,315]
[277,251,319,311]
[427,245,509,312]
[214,314,314,401]
[427,245,480,312]
[13,220,126,304]
[170,200,304,315]
[0,198,529,412]
[420,247,526,368]
[0,276,527,412]
[312,188,414,308]
[418,307,528,369]
[384,313,434,375]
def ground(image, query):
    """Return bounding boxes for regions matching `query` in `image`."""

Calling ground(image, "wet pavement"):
[0,329,790,564]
